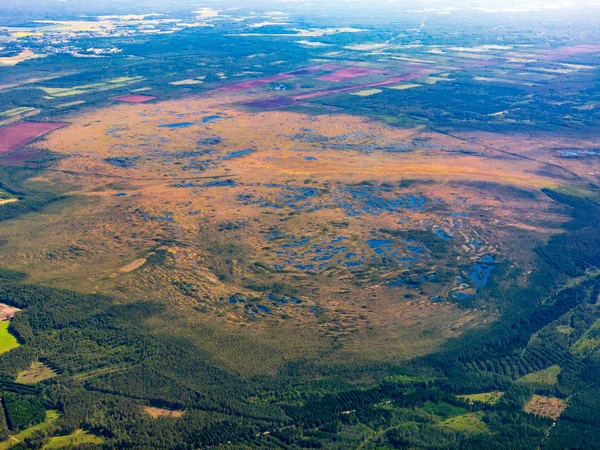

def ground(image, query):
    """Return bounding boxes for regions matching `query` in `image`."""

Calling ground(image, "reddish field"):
[0,121,68,154]
[0,148,47,167]
[457,59,496,68]
[110,94,157,103]
[316,67,387,82]
[542,44,600,61]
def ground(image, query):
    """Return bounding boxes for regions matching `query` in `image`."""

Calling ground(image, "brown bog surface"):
[0,121,68,154]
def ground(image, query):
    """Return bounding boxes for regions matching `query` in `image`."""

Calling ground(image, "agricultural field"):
[0,321,19,355]
[0,0,599,448]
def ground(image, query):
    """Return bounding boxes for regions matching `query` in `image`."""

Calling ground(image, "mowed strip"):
[0,121,69,154]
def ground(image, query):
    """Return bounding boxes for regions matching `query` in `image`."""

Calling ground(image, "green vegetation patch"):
[553,185,600,202]
[351,88,382,97]
[0,411,59,450]
[572,319,600,356]
[0,107,36,118]
[556,325,574,335]
[439,412,490,434]
[0,268,27,283]
[43,429,103,449]
[517,365,561,387]
[0,322,19,355]
[0,189,15,201]
[460,391,504,405]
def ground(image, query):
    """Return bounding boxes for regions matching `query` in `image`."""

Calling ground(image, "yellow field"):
[387,83,421,90]
[39,77,146,99]
[0,107,37,118]
[170,79,204,86]
[351,88,383,97]
[57,100,86,108]
[0,50,45,66]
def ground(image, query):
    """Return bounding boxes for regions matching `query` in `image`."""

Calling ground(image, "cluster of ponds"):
[263,230,429,273]
[237,183,440,217]
[225,292,302,320]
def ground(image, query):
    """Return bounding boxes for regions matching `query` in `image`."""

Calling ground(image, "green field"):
[439,413,490,434]
[459,392,504,405]
[517,365,561,387]
[0,321,19,355]
[43,429,103,449]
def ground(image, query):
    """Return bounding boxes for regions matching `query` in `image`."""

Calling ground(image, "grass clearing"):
[556,325,574,334]
[572,319,600,355]
[0,321,20,355]
[422,76,453,85]
[0,411,60,450]
[109,76,144,84]
[439,412,489,434]
[39,77,146,99]
[554,185,600,202]
[48,90,87,98]
[459,391,503,405]
[16,362,56,384]
[57,100,86,108]
[170,79,204,86]
[387,83,421,90]
[0,107,37,118]
[43,429,103,449]
[350,88,382,97]
[517,365,561,386]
